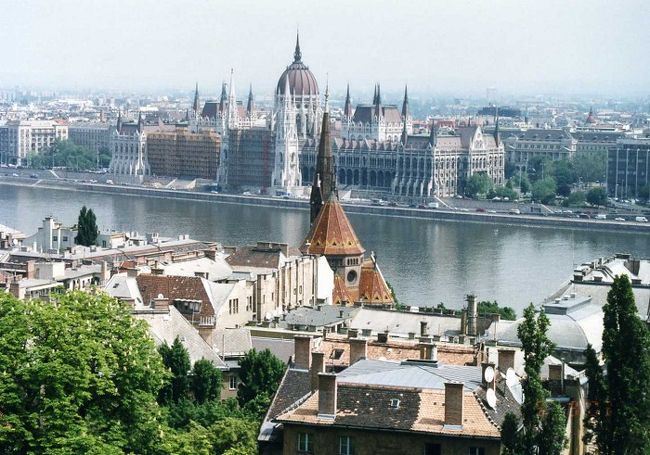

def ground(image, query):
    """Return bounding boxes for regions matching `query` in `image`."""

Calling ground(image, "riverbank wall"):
[2,178,649,234]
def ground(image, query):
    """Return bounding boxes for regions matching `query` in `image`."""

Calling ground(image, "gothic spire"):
[401,84,410,118]
[494,105,500,147]
[343,83,353,118]
[372,84,378,105]
[324,75,329,113]
[192,82,200,114]
[429,119,437,147]
[294,30,302,63]
[310,108,335,223]
[376,83,382,105]
[246,84,254,116]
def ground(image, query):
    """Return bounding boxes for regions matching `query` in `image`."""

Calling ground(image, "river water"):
[1,184,648,315]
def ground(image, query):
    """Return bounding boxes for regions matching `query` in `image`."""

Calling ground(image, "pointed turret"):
[192,83,200,114]
[401,84,410,118]
[137,113,144,132]
[429,119,437,147]
[372,84,378,105]
[310,107,335,223]
[376,83,382,106]
[116,110,122,133]
[219,82,228,114]
[400,120,408,146]
[294,30,302,63]
[375,83,382,119]
[246,84,254,116]
[343,83,353,119]
[493,106,500,147]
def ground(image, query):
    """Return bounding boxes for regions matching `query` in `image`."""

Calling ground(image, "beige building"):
[0,120,68,166]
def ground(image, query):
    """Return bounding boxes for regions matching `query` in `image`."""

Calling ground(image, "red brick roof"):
[301,200,365,257]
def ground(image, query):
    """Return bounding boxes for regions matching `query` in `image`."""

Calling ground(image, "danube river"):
[2,184,648,314]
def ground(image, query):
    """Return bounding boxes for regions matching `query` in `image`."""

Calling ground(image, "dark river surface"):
[2,184,648,314]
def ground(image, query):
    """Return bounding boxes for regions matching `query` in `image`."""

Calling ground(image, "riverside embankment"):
[1,177,648,234]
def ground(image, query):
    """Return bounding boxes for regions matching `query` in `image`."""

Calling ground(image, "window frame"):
[297,432,313,453]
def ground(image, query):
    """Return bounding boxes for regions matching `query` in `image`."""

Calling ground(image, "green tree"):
[538,401,567,455]
[98,146,112,169]
[30,140,97,170]
[517,304,555,452]
[477,300,516,321]
[551,159,576,197]
[573,151,606,183]
[465,172,493,198]
[586,187,607,207]
[492,186,518,201]
[583,344,609,454]
[501,412,521,455]
[191,359,222,404]
[208,417,257,455]
[638,184,650,201]
[600,275,650,453]
[237,349,286,406]
[563,191,586,208]
[0,290,169,454]
[159,337,191,404]
[75,205,99,246]
[512,171,532,194]
[532,177,557,204]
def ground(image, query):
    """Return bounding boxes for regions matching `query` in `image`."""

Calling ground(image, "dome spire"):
[294,29,302,63]
[401,84,409,118]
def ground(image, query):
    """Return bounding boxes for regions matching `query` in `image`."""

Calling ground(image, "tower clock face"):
[347,270,357,283]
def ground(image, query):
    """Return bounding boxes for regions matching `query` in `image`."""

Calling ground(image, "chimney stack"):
[444,383,464,426]
[420,320,428,337]
[152,294,169,311]
[349,338,368,365]
[419,342,438,361]
[498,349,515,373]
[294,336,312,370]
[318,373,337,419]
[310,352,325,392]
[467,294,478,336]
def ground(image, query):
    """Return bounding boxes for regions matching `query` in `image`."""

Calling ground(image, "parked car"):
[614,217,626,222]
[594,214,607,220]
[509,208,521,215]
[635,216,648,223]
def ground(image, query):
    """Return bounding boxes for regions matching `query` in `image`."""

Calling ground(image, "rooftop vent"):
[389,398,400,409]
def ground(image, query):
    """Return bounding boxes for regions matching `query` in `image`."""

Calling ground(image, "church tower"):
[272,78,301,192]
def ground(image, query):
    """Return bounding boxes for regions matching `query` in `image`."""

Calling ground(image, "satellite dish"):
[484,366,495,383]
[506,368,517,387]
[486,388,497,409]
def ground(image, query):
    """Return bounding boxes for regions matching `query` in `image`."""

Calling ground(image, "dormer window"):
[389,398,400,409]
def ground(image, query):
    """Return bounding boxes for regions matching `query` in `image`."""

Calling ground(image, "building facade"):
[503,128,577,166]
[0,120,68,166]
[147,129,221,179]
[607,138,650,199]
[68,122,113,157]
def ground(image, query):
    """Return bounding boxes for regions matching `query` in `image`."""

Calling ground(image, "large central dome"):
[276,34,319,97]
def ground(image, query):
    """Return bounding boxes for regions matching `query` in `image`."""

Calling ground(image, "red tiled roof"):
[301,200,365,257]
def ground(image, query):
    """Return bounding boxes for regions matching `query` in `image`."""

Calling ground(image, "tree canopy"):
[586,187,607,207]
[531,177,557,204]
[477,300,516,321]
[28,140,98,170]
[75,205,99,246]
[465,172,493,198]
[0,290,169,454]
[237,348,286,406]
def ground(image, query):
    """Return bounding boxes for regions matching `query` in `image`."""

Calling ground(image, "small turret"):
[246,84,254,117]
[429,119,437,148]
[401,84,410,119]
[343,83,353,119]
[192,83,200,115]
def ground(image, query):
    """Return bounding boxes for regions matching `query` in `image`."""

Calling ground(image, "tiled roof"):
[352,105,402,124]
[136,274,214,318]
[276,384,500,439]
[358,258,393,304]
[332,274,353,305]
[301,200,365,257]
[226,245,285,269]
[260,368,311,443]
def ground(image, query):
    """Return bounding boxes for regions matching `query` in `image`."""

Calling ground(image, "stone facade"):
[0,120,68,166]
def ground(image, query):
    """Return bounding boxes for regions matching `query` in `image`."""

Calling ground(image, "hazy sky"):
[1,0,648,97]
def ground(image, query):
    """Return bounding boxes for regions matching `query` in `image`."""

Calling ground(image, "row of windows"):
[296,433,486,455]
[228,298,240,315]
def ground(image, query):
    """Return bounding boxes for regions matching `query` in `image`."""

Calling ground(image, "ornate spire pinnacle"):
[429,119,437,147]
[400,119,408,146]
[310,108,334,223]
[376,83,382,106]
[247,84,254,115]
[294,30,302,63]
[494,105,500,147]
[373,84,378,105]
[192,82,200,114]
[324,74,329,113]
[343,83,353,118]
[401,84,409,118]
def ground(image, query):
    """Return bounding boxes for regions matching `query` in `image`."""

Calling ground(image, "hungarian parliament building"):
[190,35,505,200]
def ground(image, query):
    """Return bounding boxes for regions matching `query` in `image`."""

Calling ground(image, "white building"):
[0,120,68,166]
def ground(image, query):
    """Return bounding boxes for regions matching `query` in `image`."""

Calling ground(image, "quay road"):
[1,175,648,235]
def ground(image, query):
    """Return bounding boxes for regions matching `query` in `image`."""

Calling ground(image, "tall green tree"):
[75,205,99,246]
[237,349,286,406]
[0,290,169,454]
[517,304,556,452]
[158,337,191,404]
[538,401,567,455]
[501,412,521,455]
[191,359,222,404]
[599,275,650,453]
[532,177,557,204]
[583,344,610,454]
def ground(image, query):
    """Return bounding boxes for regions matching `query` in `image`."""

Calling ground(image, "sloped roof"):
[301,200,365,257]
[358,258,393,304]
[332,274,353,305]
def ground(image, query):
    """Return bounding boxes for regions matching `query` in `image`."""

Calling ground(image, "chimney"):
[549,364,562,381]
[152,294,169,311]
[126,268,139,278]
[419,342,438,361]
[318,373,337,419]
[349,338,367,365]
[498,349,515,373]
[204,249,217,260]
[444,383,464,426]
[377,331,389,343]
[420,320,428,337]
[347,328,359,339]
[467,294,478,336]
[310,352,325,392]
[294,336,312,370]
[25,260,36,279]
